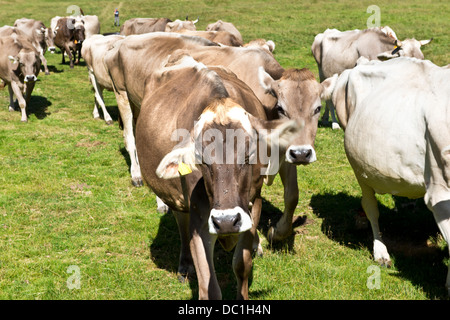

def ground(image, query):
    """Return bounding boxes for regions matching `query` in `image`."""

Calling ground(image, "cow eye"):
[314,105,322,115]
[277,104,286,116]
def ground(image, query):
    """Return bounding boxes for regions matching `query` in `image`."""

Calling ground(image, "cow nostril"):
[289,149,298,159]
[303,149,312,159]
[232,213,241,227]
[212,216,220,231]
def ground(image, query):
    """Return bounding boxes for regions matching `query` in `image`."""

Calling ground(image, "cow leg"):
[10,82,27,122]
[113,89,143,187]
[7,84,16,112]
[328,100,341,130]
[89,71,113,125]
[233,196,262,300]
[189,194,221,300]
[156,196,169,213]
[267,162,298,242]
[64,44,74,68]
[429,201,450,296]
[359,181,391,267]
[40,51,50,75]
[173,210,194,282]
[321,99,331,124]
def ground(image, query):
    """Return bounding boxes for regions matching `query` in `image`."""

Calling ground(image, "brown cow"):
[53,17,86,68]
[0,35,41,122]
[105,33,336,243]
[14,18,56,75]
[104,32,218,186]
[135,53,302,299]
[179,44,337,241]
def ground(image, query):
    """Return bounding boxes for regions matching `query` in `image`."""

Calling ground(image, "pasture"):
[0,0,449,300]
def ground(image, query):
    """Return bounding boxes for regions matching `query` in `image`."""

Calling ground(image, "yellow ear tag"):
[393,45,397,49]
[74,40,78,44]
[178,161,192,176]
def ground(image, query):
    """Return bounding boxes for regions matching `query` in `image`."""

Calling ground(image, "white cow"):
[81,34,124,124]
[331,57,450,295]
[312,26,432,129]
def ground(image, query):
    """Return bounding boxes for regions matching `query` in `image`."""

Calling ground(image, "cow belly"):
[344,99,427,198]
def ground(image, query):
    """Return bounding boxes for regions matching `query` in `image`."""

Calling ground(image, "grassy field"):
[0,0,449,300]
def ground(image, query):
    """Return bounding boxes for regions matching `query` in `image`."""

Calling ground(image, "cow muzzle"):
[24,75,37,83]
[208,207,253,235]
[286,145,317,164]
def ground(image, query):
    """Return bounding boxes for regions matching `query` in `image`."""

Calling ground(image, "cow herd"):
[1,12,449,300]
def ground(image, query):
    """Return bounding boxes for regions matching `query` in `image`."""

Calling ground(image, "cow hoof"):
[106,120,114,126]
[331,122,341,130]
[131,177,143,187]
[376,258,392,268]
[267,226,290,243]
[177,273,190,284]
[9,106,15,112]
[157,203,170,214]
[45,72,50,75]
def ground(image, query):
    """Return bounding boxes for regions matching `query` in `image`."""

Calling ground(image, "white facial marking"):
[208,207,253,234]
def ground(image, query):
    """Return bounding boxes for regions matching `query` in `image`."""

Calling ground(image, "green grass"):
[0,0,449,300]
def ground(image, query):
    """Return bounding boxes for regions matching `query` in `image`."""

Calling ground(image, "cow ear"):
[419,38,433,46]
[258,66,276,96]
[320,73,338,100]
[8,55,18,64]
[377,51,399,61]
[156,141,198,179]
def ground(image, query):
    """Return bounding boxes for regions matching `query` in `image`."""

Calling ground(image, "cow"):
[0,35,41,122]
[120,17,197,36]
[105,33,337,243]
[311,26,432,129]
[178,44,337,241]
[81,34,124,124]
[173,29,243,47]
[104,32,218,187]
[330,57,450,296]
[53,17,86,68]
[81,15,100,38]
[13,18,56,75]
[1,23,52,76]
[52,15,99,39]
[205,20,243,44]
[135,53,303,299]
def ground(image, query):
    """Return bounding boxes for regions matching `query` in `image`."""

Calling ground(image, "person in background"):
[114,8,120,26]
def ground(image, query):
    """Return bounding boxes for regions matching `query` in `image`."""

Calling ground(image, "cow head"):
[9,49,41,83]
[73,19,86,46]
[44,27,56,53]
[156,98,302,236]
[258,67,337,165]
[377,38,432,60]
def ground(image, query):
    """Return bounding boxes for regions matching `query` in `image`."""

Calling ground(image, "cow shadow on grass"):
[148,197,287,299]
[310,192,449,299]
[14,95,52,120]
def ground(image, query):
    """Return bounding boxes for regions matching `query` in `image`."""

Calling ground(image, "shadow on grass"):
[25,95,52,119]
[148,195,309,299]
[310,192,449,299]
